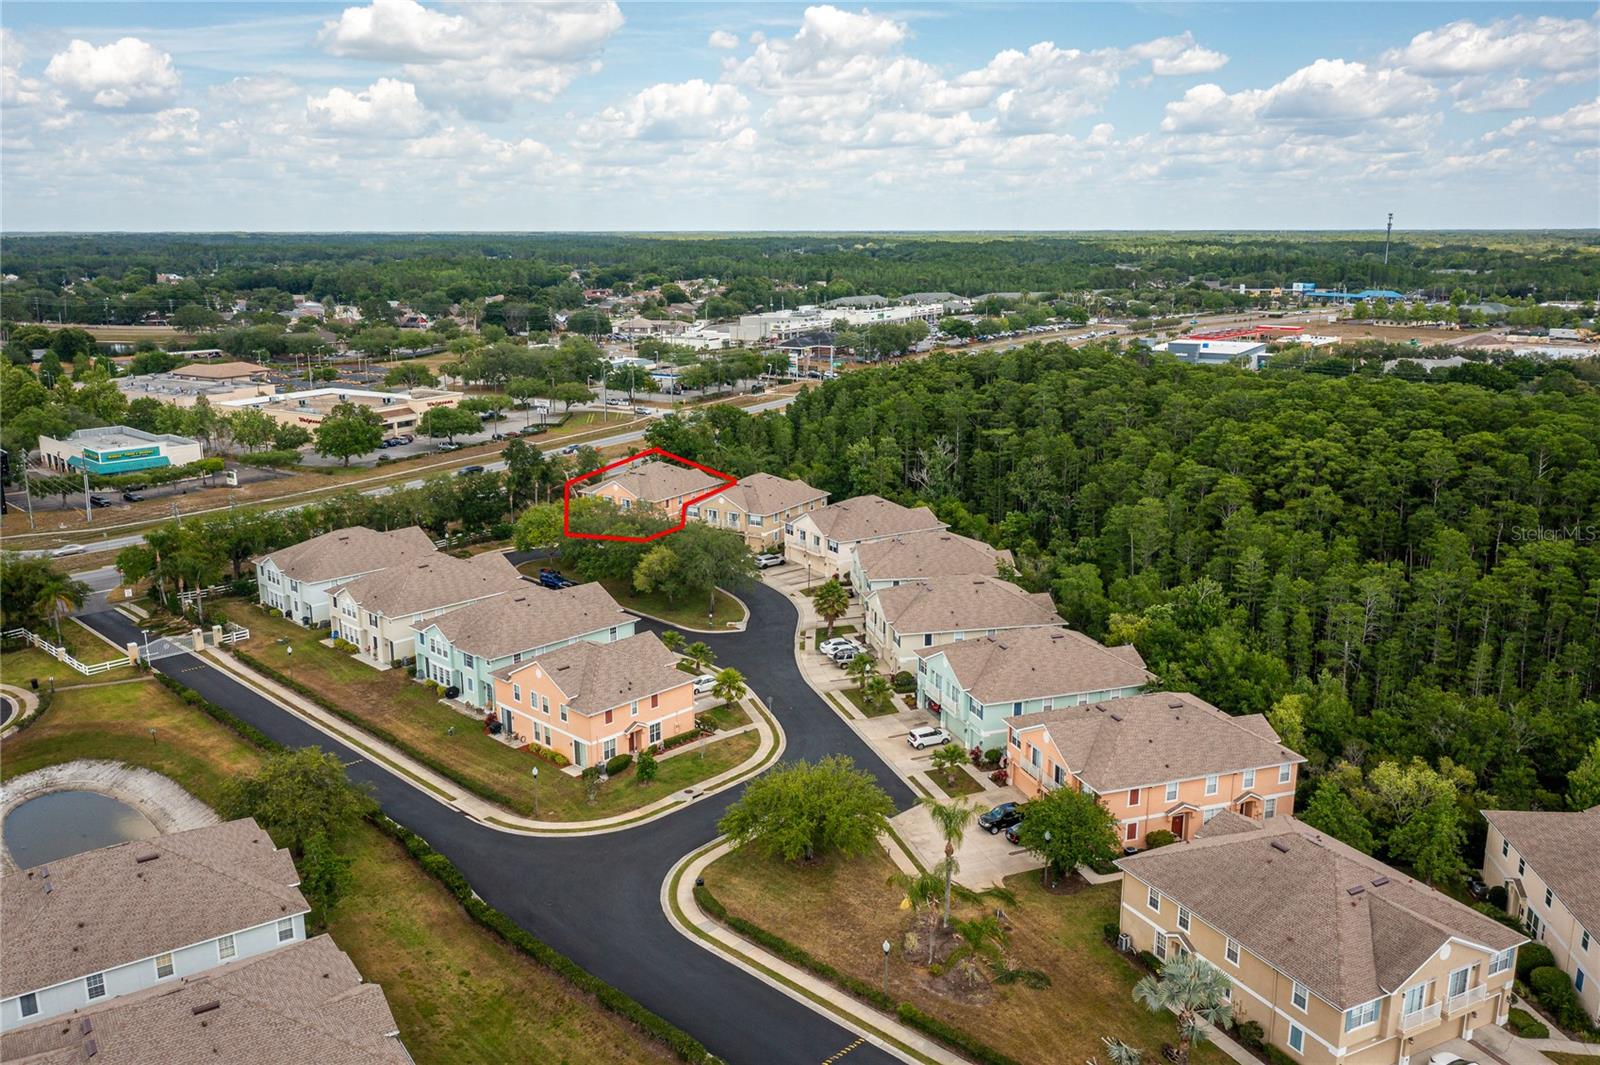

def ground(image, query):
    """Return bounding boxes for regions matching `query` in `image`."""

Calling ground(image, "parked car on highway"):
[907,725,951,750]
[978,802,1023,835]
[754,552,784,569]
[537,568,576,590]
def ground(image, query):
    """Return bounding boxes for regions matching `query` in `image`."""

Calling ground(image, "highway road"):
[78,579,918,1065]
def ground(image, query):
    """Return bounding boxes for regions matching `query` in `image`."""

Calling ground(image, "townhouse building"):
[1118,816,1525,1065]
[916,627,1153,752]
[412,583,636,711]
[576,459,726,517]
[849,529,1013,599]
[255,526,437,626]
[1,820,309,1031]
[490,631,695,769]
[784,495,947,578]
[687,471,828,551]
[1005,691,1304,848]
[1,936,409,1064]
[864,575,1064,673]
[1480,805,1599,1022]
[329,552,525,668]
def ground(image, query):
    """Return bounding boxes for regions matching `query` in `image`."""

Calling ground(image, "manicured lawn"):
[927,765,985,798]
[839,685,899,718]
[1544,1054,1598,1065]
[813,624,857,638]
[219,602,757,821]
[698,701,750,732]
[518,562,747,631]
[1,621,132,687]
[0,672,674,1065]
[704,845,1229,1065]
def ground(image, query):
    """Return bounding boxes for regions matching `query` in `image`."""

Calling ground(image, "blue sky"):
[2,2,1596,230]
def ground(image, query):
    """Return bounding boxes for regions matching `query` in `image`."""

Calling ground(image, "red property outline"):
[562,447,738,543]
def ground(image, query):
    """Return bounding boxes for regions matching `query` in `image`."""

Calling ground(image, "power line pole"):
[1384,212,1394,266]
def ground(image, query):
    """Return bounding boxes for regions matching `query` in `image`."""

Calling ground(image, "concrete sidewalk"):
[200,646,782,836]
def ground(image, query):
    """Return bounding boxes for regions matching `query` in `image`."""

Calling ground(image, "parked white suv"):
[818,637,860,657]
[906,726,951,750]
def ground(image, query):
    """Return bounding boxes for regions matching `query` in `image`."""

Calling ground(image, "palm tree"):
[1132,955,1234,1065]
[813,579,849,636]
[921,796,977,926]
[945,915,1007,988]
[846,652,876,695]
[711,666,746,706]
[890,868,948,965]
[1101,1038,1143,1065]
[863,674,892,715]
[660,629,686,656]
[683,641,714,673]
[33,568,88,647]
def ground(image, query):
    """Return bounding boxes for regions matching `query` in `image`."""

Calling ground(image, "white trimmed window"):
[1264,797,1277,819]
[19,993,38,1018]
[1165,781,1179,802]
[1147,886,1161,912]
[1278,763,1292,784]
[1489,948,1514,976]
[156,953,175,979]
[1501,838,1510,857]
[1291,981,1309,1011]
[1344,999,1380,1032]
[1177,906,1191,932]
[1583,931,1590,952]
[649,722,661,744]
[512,684,521,703]
[1154,934,1167,961]
[1402,983,1427,1016]
[217,933,236,961]
[1125,822,1139,842]
[1242,767,1255,789]
[85,973,106,1000]
[1225,938,1240,965]
[1288,1024,1305,1054]
[1204,774,1219,796]
[277,917,294,942]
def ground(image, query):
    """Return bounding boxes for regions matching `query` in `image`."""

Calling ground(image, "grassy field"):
[704,845,1229,1065]
[218,601,754,820]
[519,562,747,631]
[838,685,899,718]
[0,675,674,1065]
[927,764,985,797]
[698,701,750,732]
[1,621,133,687]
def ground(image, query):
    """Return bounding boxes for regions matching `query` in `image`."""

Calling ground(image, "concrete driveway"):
[891,788,1038,891]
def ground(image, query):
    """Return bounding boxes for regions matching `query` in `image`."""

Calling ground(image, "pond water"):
[4,791,160,869]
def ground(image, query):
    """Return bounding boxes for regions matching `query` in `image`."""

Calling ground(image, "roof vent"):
[1347,885,1366,896]
[40,866,49,878]
[1169,701,1184,709]
[191,1001,221,1016]
[84,1038,98,1058]
[43,881,52,894]
[1270,840,1291,853]
[80,1019,93,1035]
[1109,713,1123,722]
[1371,876,1390,887]
[135,853,160,863]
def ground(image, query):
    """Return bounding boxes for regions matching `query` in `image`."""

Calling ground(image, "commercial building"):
[254,526,437,626]
[116,372,273,409]
[727,303,944,344]
[168,361,271,383]
[223,386,463,433]
[1006,691,1302,845]
[1117,816,1524,1065]
[918,627,1152,752]
[864,575,1064,673]
[1480,805,1599,1022]
[36,426,204,475]
[412,583,636,711]
[1166,338,1269,370]
[1,819,308,1031]
[490,631,695,769]
[784,495,947,577]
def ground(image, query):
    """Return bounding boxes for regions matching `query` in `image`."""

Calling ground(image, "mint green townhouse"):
[916,626,1154,753]
[412,583,636,713]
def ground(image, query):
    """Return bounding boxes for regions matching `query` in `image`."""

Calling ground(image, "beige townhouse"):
[255,525,436,627]
[864,575,1064,673]
[1006,691,1304,848]
[576,459,725,517]
[1117,816,1525,1065]
[688,472,828,551]
[329,551,526,668]
[1480,806,1599,1022]
[784,495,947,578]
[849,529,1013,598]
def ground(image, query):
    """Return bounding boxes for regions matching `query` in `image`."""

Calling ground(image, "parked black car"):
[88,495,114,508]
[457,465,486,476]
[978,802,1023,835]
[1004,824,1023,845]
[121,490,146,502]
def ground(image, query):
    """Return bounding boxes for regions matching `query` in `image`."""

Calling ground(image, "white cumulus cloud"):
[1384,14,1600,77]
[708,30,739,51]
[583,79,750,141]
[306,77,429,136]
[44,36,180,111]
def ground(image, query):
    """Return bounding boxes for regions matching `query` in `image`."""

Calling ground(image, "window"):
[1204,774,1219,796]
[1344,1000,1380,1032]
[461,652,475,668]
[1489,948,1514,976]
[1501,838,1510,857]
[1288,1025,1305,1054]
[687,506,700,517]
[604,708,614,725]
[19,993,38,1018]
[1126,822,1139,842]
[1583,931,1590,952]
[156,952,175,979]
[1030,746,1040,768]
[827,539,839,553]
[1402,983,1428,1016]
[1148,886,1162,912]
[1177,907,1191,932]
[1013,702,1022,716]
[1291,981,1308,1011]
[1225,938,1240,965]
[1447,966,1474,999]
[541,696,549,715]
[1165,781,1179,802]
[603,739,617,761]
[649,722,661,744]
[560,705,568,722]
[923,634,932,647]
[1154,934,1167,961]
[217,934,237,961]
[1577,969,1587,994]
[1242,767,1255,789]
[1518,858,1525,875]
[86,973,106,1000]
[1128,787,1141,805]
[512,684,521,703]
[1279,763,1292,784]
[1544,887,1553,908]
[1053,765,1066,787]
[1264,797,1278,819]
[748,514,763,526]
[277,918,294,943]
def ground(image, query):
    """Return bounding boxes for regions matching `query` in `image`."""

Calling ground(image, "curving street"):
[80,579,917,1065]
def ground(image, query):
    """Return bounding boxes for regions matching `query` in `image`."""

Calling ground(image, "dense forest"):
[645,342,1600,878]
[4,231,1597,324]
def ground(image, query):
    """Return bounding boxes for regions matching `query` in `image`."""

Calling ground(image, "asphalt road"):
[79,578,916,1065]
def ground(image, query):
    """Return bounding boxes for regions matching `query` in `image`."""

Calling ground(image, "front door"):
[1171,815,1184,836]
[628,730,640,753]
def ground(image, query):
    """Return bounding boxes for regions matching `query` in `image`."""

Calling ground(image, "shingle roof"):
[854,531,1013,585]
[1117,817,1524,1009]
[803,495,945,543]
[1194,809,1264,839]
[873,577,1062,636]
[413,582,631,661]
[581,460,724,503]
[330,550,523,618]
[254,526,435,585]
[0,936,408,1065]
[701,472,827,517]
[1481,806,1600,935]
[917,628,1152,703]
[497,631,689,715]
[2,819,307,999]
[1007,691,1303,792]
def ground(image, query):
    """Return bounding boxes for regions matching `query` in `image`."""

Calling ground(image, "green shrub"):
[983,747,1004,767]
[660,728,701,751]
[238,450,303,469]
[1265,1044,1298,1065]
[268,607,283,618]
[1102,922,1121,943]
[636,747,658,784]
[1472,901,1525,932]
[604,753,633,776]
[1507,1008,1549,1039]
[1144,829,1177,849]
[1137,951,1163,974]
[1518,942,1556,980]
[332,638,359,654]
[1486,885,1507,910]
[890,671,915,693]
[1234,1020,1266,1049]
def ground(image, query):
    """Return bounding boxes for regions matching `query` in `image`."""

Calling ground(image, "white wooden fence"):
[2,627,128,676]
[218,623,251,645]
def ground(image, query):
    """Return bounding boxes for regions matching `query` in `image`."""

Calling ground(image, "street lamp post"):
[141,629,152,664]
[531,765,540,818]
[882,939,892,996]
[1042,830,1052,888]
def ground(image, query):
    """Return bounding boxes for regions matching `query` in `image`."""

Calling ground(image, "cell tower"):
[1384,212,1394,265]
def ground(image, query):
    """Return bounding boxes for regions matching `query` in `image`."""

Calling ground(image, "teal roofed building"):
[36,426,204,475]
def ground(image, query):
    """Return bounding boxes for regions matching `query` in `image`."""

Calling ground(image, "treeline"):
[643,342,1600,870]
